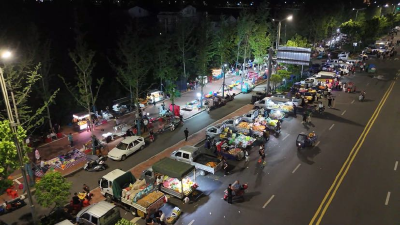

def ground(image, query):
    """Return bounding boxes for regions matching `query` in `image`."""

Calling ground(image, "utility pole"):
[266,48,273,94]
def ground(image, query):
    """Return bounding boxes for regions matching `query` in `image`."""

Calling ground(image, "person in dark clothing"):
[184,128,189,141]
[328,96,332,108]
[205,139,211,150]
[302,113,307,123]
[227,184,233,204]
[72,193,80,205]
[293,103,297,116]
[223,159,229,176]
[83,184,90,193]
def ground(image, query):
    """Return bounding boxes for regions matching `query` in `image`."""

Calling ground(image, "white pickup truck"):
[170,146,222,175]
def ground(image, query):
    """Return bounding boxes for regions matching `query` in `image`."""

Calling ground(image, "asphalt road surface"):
[4,57,399,225]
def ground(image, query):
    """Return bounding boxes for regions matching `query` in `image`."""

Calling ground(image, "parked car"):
[108,136,145,161]
[338,52,349,60]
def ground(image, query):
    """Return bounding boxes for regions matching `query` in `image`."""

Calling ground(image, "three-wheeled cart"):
[296,132,318,150]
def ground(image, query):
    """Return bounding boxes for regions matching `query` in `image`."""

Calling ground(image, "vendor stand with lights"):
[149,158,198,200]
[147,90,164,104]
[72,112,93,132]
[264,97,294,114]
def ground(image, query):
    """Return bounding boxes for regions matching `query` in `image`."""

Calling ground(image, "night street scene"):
[0,0,399,224]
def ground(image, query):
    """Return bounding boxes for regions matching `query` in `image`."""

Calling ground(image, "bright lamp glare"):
[1,51,11,59]
[287,15,293,21]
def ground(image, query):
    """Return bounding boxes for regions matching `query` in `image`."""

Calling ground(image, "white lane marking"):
[188,220,195,225]
[341,110,346,115]
[394,161,398,171]
[292,164,301,173]
[351,100,355,104]
[385,192,391,205]
[315,141,320,147]
[14,179,21,185]
[262,195,275,208]
[329,124,335,130]
[282,134,290,140]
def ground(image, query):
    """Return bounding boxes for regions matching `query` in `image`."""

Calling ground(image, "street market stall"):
[44,149,87,172]
[264,97,294,113]
[151,158,198,199]
[147,90,164,104]
[212,68,223,80]
[72,112,93,132]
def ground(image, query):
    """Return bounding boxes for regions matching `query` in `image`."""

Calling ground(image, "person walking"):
[328,96,332,108]
[184,128,189,141]
[245,150,249,162]
[258,147,266,168]
[302,113,307,124]
[67,133,73,147]
[227,184,233,204]
[223,159,229,176]
[35,149,41,162]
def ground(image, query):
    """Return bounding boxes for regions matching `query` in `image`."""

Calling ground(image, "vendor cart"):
[296,132,318,150]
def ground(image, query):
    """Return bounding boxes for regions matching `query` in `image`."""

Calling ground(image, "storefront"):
[72,112,93,132]
[152,158,197,199]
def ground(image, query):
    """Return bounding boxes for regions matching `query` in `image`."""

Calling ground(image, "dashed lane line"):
[385,192,391,205]
[292,164,301,174]
[341,110,346,116]
[394,161,398,171]
[329,124,335,130]
[262,195,275,208]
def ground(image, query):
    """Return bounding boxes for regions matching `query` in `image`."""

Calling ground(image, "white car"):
[338,52,349,60]
[108,136,145,161]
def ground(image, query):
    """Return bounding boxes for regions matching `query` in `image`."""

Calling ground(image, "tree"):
[212,16,236,67]
[286,34,308,47]
[270,74,282,90]
[59,32,104,143]
[154,34,178,105]
[195,19,214,107]
[249,25,271,69]
[113,26,150,134]
[35,171,71,212]
[339,20,363,42]
[0,120,29,191]
[176,20,196,79]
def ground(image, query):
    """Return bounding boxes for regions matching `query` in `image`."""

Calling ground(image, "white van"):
[76,201,121,225]
[316,71,336,78]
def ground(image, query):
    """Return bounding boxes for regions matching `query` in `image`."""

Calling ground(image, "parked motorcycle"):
[0,196,26,215]
[84,155,107,172]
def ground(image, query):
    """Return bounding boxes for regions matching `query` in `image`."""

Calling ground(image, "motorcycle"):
[223,183,248,201]
[84,155,107,172]
[0,196,26,215]
[149,132,155,142]
[359,94,364,102]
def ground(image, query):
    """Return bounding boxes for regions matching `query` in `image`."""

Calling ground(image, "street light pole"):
[276,21,282,50]
[0,66,38,224]
[266,47,273,94]
[222,64,226,98]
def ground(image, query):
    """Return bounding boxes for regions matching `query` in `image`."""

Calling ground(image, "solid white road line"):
[341,110,346,115]
[262,195,275,208]
[351,100,355,104]
[329,124,335,130]
[385,192,391,205]
[292,164,301,173]
[188,220,195,225]
[282,134,290,140]
[394,161,398,171]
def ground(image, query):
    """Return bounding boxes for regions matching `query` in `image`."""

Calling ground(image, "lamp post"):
[0,51,38,224]
[273,15,293,50]
[352,8,366,20]
[222,63,228,98]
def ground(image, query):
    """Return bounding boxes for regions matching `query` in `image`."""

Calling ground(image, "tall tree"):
[212,16,236,67]
[286,34,308,47]
[59,32,104,140]
[176,20,196,79]
[113,26,149,134]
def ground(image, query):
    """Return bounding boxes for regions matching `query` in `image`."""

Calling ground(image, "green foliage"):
[211,16,236,66]
[286,34,308,48]
[35,171,71,209]
[0,120,30,191]
[115,218,138,225]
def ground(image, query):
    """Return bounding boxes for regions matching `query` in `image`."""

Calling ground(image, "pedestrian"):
[35,149,41,162]
[293,103,297,117]
[179,114,184,123]
[161,102,165,111]
[67,133,73,147]
[83,184,90,193]
[184,128,189,141]
[258,147,266,168]
[152,95,156,106]
[227,184,233,204]
[302,113,307,124]
[205,138,211,150]
[155,210,166,225]
[245,150,249,162]
[223,158,229,176]
[328,96,332,108]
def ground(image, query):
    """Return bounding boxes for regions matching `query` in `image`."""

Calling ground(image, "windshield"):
[116,142,128,150]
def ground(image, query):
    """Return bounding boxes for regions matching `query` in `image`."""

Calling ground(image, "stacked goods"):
[205,162,217,168]
[281,105,293,112]
[121,179,147,203]
[266,118,278,126]
[252,125,265,132]
[136,191,164,208]
[237,122,250,129]
[228,148,242,155]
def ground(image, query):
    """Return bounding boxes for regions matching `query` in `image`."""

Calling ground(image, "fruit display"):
[228,148,242,155]
[162,177,195,195]
[136,191,164,208]
[205,162,217,168]
[281,105,293,112]
[266,117,278,126]
[237,122,250,129]
[252,125,265,132]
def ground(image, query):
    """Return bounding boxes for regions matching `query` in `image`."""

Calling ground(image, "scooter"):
[84,155,107,172]
[149,132,155,142]
[0,196,26,215]
[358,94,364,102]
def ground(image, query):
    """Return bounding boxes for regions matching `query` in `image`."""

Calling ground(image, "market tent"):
[152,158,195,179]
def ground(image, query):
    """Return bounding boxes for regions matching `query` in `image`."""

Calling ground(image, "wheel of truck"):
[105,194,112,203]
[121,155,127,161]
[198,170,206,176]
[137,210,146,219]
[130,207,138,217]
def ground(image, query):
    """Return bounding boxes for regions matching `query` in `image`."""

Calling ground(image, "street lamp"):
[222,63,228,98]
[273,15,293,50]
[0,51,38,224]
[352,8,366,20]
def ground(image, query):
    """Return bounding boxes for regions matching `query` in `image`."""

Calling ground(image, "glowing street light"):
[1,51,11,59]
[273,15,294,49]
